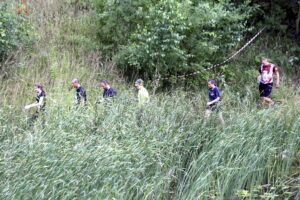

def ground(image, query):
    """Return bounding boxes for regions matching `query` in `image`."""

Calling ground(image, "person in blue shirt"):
[205,80,224,125]
[71,78,87,105]
[96,80,117,104]
[101,80,117,98]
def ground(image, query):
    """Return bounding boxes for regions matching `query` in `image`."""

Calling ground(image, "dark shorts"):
[206,102,222,112]
[259,83,273,97]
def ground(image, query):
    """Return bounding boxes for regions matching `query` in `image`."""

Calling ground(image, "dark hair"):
[34,83,44,92]
[100,80,110,85]
[208,79,216,85]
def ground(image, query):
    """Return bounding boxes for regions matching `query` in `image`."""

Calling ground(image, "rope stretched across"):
[154,27,266,82]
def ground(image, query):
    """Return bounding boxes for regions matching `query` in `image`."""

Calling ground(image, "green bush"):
[92,0,253,86]
[117,0,190,81]
[0,1,33,59]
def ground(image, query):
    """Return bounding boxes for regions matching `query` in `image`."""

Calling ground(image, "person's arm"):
[146,95,150,104]
[80,95,86,104]
[256,65,261,83]
[145,90,150,104]
[275,71,280,88]
[25,97,44,110]
[79,89,86,105]
[95,90,106,104]
[112,89,117,97]
[95,99,104,104]
[207,97,220,106]
[138,92,142,104]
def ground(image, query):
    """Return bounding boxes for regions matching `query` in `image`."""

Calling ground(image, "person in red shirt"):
[257,57,280,104]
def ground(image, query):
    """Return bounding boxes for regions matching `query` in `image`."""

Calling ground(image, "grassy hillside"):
[0,0,300,199]
[0,0,124,108]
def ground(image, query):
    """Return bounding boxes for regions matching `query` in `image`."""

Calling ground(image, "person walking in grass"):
[24,83,46,126]
[71,78,87,105]
[134,79,150,106]
[134,79,150,125]
[257,57,280,104]
[205,80,225,125]
[96,80,117,104]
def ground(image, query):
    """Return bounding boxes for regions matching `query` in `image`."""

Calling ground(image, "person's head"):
[71,78,80,88]
[34,83,44,93]
[207,79,216,88]
[100,80,110,90]
[261,57,269,65]
[134,79,144,89]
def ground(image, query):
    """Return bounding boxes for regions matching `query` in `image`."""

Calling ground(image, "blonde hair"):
[135,79,144,86]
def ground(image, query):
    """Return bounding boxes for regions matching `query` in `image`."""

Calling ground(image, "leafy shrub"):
[0,1,34,59]
[92,0,252,86]
[117,0,190,81]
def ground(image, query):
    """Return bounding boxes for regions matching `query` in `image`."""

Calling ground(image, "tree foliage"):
[117,0,190,80]
[92,0,155,54]
[92,0,253,85]
[85,0,300,86]
[0,2,33,59]
[248,0,300,35]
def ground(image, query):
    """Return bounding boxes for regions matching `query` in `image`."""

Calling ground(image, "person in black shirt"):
[101,80,117,98]
[71,78,87,105]
[96,80,117,103]
[25,83,46,126]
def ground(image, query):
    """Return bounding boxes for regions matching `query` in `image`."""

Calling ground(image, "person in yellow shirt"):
[134,79,150,105]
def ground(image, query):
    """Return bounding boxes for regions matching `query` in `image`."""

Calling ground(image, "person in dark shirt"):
[71,78,87,105]
[96,80,117,103]
[25,83,46,126]
[204,80,224,125]
[101,80,117,98]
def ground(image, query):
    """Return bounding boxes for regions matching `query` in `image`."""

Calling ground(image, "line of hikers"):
[25,57,280,126]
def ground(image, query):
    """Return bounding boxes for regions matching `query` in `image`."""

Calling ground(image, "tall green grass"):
[0,87,299,199]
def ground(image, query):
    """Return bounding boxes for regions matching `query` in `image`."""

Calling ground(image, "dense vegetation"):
[0,0,299,199]
[0,2,33,58]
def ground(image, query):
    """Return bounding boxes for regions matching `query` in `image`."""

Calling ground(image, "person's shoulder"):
[271,63,277,68]
[141,87,149,94]
[39,91,46,97]
[267,63,277,67]
[270,63,278,71]
[80,86,86,91]
[143,87,149,92]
